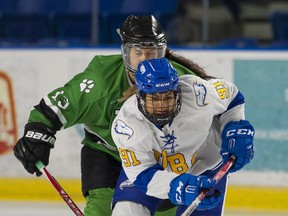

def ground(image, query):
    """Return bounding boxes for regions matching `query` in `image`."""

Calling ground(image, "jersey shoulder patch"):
[114,119,133,140]
[192,81,209,107]
[180,75,210,107]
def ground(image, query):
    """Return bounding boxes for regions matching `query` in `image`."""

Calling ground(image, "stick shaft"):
[181,155,236,216]
[36,161,84,216]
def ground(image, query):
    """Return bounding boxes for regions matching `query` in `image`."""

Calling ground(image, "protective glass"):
[121,42,167,75]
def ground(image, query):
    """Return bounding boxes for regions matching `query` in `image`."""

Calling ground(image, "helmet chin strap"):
[127,70,135,84]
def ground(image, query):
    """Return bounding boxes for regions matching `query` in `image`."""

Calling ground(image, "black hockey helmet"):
[117,15,166,45]
[117,15,167,75]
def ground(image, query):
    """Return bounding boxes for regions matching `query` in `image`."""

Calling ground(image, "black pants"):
[81,145,121,196]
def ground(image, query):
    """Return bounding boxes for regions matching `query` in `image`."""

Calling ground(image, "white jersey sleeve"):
[207,77,245,130]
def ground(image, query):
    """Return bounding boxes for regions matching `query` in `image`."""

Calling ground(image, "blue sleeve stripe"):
[227,91,245,111]
[134,164,164,193]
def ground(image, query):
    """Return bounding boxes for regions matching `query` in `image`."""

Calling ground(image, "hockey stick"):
[36,161,84,216]
[181,155,236,216]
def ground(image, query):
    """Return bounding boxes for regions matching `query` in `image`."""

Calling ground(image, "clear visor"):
[121,42,167,75]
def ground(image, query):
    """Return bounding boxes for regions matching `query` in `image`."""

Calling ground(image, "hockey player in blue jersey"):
[111,57,255,215]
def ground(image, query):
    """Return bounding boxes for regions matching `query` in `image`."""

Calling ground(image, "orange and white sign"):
[0,71,17,155]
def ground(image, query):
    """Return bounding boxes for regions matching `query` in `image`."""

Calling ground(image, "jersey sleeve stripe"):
[134,163,164,193]
[227,91,245,111]
[42,96,67,129]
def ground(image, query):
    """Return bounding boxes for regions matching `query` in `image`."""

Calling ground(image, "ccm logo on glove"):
[221,120,255,173]
[225,128,254,137]
[25,131,56,145]
[175,181,184,204]
[169,173,220,209]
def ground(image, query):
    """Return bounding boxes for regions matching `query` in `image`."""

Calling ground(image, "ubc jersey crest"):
[111,74,245,199]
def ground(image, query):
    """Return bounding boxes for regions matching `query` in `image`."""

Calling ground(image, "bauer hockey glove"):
[168,173,223,210]
[220,120,255,173]
[14,122,56,176]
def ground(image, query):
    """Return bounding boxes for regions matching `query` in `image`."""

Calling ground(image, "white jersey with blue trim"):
[112,74,245,199]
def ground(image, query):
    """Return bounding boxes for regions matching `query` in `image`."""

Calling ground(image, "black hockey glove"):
[14,122,56,176]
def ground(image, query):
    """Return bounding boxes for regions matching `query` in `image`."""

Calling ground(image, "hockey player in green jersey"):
[13,15,213,216]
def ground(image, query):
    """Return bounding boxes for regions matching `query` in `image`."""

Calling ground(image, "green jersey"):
[28,54,194,161]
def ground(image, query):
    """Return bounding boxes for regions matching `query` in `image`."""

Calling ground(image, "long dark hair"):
[119,48,215,102]
[165,48,215,80]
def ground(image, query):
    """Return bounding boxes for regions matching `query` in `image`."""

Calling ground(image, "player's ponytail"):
[165,48,215,80]
[118,86,137,103]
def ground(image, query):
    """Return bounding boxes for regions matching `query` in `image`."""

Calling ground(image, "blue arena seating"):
[1,14,51,44]
[0,0,15,40]
[0,0,179,46]
[53,13,92,44]
[15,0,47,15]
[100,0,123,14]
[44,0,71,14]
[52,0,92,44]
[69,0,91,14]
[105,0,177,44]
[121,0,176,14]
[59,0,124,44]
[0,0,16,15]
[270,12,288,42]
[1,0,53,44]
[216,37,258,49]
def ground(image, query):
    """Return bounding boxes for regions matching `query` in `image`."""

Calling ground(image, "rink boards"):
[0,177,287,213]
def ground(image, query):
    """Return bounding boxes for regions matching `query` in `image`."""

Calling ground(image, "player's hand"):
[14,122,56,176]
[197,189,224,210]
[168,173,222,209]
[221,120,255,172]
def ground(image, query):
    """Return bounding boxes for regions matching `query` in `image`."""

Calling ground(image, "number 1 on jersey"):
[119,148,141,167]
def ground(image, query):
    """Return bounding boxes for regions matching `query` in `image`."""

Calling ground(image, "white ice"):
[1,201,287,216]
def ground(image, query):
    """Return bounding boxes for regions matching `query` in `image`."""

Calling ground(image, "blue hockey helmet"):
[136,58,179,93]
[135,58,182,125]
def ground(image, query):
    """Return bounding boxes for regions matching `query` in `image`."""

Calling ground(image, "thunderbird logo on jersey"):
[114,120,133,140]
[193,82,208,106]
[0,71,17,155]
